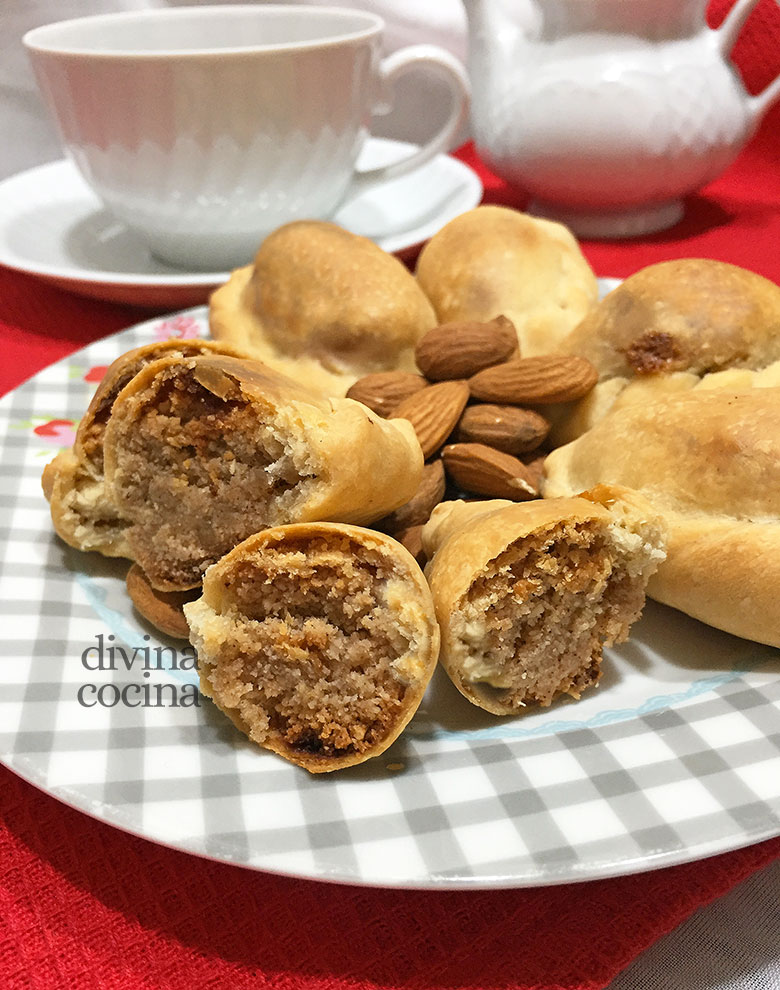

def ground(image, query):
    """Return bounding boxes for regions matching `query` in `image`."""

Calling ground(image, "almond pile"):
[346,316,598,560]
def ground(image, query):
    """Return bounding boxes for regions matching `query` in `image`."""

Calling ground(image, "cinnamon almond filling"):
[452,521,645,708]
[191,536,420,759]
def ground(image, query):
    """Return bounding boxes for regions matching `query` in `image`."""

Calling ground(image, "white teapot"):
[463,0,780,237]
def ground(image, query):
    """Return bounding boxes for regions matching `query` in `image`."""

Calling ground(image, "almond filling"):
[111,368,317,589]
[451,521,645,708]
[196,536,416,759]
[60,346,233,552]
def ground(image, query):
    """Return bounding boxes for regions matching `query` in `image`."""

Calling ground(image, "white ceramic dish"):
[25,6,470,269]
[0,138,482,309]
[2,300,779,889]
[463,0,780,238]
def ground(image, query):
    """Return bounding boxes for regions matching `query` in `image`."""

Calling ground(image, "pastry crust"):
[423,486,666,715]
[210,220,437,396]
[415,206,599,357]
[548,359,780,447]
[185,522,440,772]
[559,258,780,380]
[103,353,423,591]
[42,339,241,556]
[543,387,780,646]
[549,260,780,443]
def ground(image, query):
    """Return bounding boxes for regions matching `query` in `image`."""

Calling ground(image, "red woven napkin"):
[2,2,780,988]
[1,766,778,990]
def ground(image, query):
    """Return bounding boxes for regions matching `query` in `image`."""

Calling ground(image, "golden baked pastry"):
[103,354,423,591]
[185,522,440,772]
[210,220,437,396]
[42,339,241,557]
[543,387,780,647]
[549,259,780,443]
[548,359,780,447]
[560,258,780,380]
[415,206,599,357]
[422,486,666,715]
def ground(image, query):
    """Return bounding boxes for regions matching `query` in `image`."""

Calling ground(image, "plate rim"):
[3,750,779,892]
[0,140,483,291]
[1,300,779,891]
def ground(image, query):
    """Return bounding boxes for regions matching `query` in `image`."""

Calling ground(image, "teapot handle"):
[715,0,780,126]
[716,0,761,53]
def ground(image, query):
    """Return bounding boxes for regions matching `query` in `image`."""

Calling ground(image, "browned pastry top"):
[559,258,780,380]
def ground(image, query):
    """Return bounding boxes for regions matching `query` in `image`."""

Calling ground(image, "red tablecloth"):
[2,2,780,988]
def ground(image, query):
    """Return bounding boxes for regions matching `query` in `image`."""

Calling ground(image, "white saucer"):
[0,138,483,309]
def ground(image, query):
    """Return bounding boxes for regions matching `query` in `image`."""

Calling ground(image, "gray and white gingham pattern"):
[1,308,779,889]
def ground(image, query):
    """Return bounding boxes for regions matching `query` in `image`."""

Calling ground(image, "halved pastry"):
[42,339,241,556]
[185,523,440,772]
[422,486,666,715]
[103,354,423,591]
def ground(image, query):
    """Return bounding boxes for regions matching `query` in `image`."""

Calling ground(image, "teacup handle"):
[350,44,471,191]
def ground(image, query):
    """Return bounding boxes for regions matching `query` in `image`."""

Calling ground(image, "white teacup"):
[25,5,470,271]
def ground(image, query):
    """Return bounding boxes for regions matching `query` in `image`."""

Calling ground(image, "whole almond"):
[468,355,598,405]
[441,443,540,501]
[126,563,199,639]
[390,380,469,459]
[521,453,547,492]
[346,371,428,418]
[457,404,550,455]
[415,315,518,381]
[377,460,447,534]
[395,524,427,568]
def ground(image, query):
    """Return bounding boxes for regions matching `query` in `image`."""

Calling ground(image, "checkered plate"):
[1,303,779,889]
